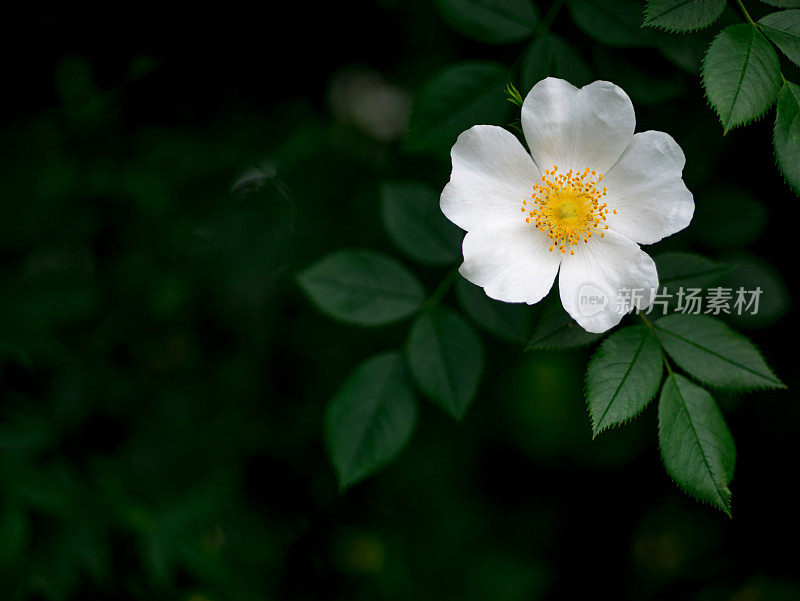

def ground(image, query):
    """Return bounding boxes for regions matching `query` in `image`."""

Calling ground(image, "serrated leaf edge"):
[652,318,786,392]
[586,326,662,437]
[700,26,782,133]
[657,374,733,516]
[643,0,726,33]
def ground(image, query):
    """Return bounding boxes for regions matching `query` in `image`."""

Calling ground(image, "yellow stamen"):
[521,165,613,254]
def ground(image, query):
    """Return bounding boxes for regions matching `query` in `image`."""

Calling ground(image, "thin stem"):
[424,268,458,309]
[639,313,674,375]
[735,0,757,26]
[537,0,565,37]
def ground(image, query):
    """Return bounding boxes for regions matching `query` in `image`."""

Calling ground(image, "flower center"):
[521,165,615,255]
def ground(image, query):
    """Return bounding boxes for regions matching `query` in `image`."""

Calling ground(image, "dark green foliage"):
[654,252,731,290]
[520,34,592,92]
[297,250,426,326]
[1,0,795,597]
[692,188,767,248]
[774,82,800,194]
[567,0,653,46]
[759,10,800,66]
[759,0,800,8]
[381,182,463,266]
[702,25,783,132]
[653,314,785,391]
[658,373,735,514]
[455,278,533,344]
[407,307,484,419]
[325,352,418,489]
[586,326,663,435]
[528,298,603,350]
[405,62,511,155]
[644,0,726,32]
[434,0,540,44]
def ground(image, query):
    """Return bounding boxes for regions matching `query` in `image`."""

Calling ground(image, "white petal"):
[441,125,540,232]
[558,230,657,333]
[460,221,561,305]
[521,78,635,174]
[603,131,694,245]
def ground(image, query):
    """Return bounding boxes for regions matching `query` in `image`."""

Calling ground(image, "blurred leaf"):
[455,278,532,344]
[693,187,766,248]
[434,0,539,44]
[653,314,785,391]
[55,57,96,102]
[405,61,511,155]
[141,531,173,587]
[0,341,33,369]
[657,32,709,72]
[595,47,685,105]
[720,252,790,328]
[501,353,592,461]
[407,307,484,419]
[528,298,602,350]
[520,34,592,92]
[774,82,800,194]
[702,24,782,132]
[325,352,418,489]
[297,250,426,326]
[644,0,726,32]
[380,181,462,266]
[759,0,800,7]
[586,325,663,435]
[0,414,54,452]
[655,252,731,289]
[759,10,800,66]
[0,502,29,569]
[567,0,653,47]
[465,554,551,601]
[658,373,735,514]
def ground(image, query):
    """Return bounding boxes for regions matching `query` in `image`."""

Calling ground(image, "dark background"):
[1,1,798,599]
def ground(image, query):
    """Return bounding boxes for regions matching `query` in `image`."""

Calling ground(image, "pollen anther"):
[521,165,613,254]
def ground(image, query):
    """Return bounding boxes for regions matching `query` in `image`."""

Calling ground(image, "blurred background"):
[1,0,799,599]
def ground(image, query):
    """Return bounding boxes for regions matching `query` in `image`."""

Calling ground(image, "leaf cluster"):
[643,0,800,193]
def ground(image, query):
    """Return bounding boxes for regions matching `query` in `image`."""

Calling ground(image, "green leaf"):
[520,33,592,92]
[759,10,800,66]
[0,502,29,568]
[702,24,782,132]
[434,0,539,44]
[455,277,532,344]
[644,0,726,32]
[654,252,732,290]
[407,307,484,419]
[405,61,511,155]
[586,325,663,435]
[774,82,800,194]
[380,181,462,266]
[652,314,785,391]
[658,32,710,73]
[567,0,653,47]
[595,47,686,105]
[528,298,603,350]
[692,187,767,248]
[759,0,800,8]
[297,250,425,326]
[325,352,418,489]
[720,252,790,329]
[658,373,735,514]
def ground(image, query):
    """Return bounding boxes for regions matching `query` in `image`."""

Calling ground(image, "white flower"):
[441,77,694,333]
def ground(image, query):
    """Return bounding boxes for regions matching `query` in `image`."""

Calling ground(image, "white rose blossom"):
[440,77,694,333]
